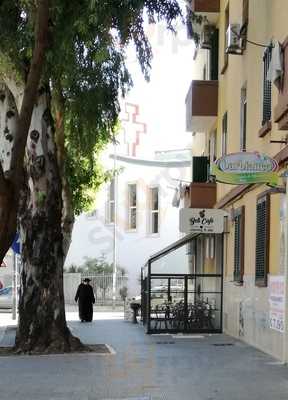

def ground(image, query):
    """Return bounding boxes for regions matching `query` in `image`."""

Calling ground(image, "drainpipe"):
[283,175,288,363]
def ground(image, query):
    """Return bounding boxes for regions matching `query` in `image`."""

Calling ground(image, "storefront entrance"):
[141,233,223,334]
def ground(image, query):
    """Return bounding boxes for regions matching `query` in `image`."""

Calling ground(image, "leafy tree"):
[0,0,182,353]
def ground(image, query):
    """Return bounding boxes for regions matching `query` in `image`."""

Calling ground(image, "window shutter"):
[255,196,270,285]
[192,157,209,182]
[242,0,249,25]
[234,207,245,283]
[210,29,219,80]
[262,47,272,126]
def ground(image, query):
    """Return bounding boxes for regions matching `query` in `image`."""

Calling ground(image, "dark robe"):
[75,283,95,322]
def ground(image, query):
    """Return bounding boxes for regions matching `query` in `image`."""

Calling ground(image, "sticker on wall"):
[211,151,279,186]
[269,275,285,333]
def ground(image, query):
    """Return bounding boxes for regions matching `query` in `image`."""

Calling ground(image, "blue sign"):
[12,233,21,255]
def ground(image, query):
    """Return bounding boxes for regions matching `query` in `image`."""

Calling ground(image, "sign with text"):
[212,151,279,186]
[269,275,285,333]
[179,208,227,234]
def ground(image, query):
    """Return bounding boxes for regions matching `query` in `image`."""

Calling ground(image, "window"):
[149,187,159,234]
[107,179,115,224]
[234,207,245,283]
[240,85,247,151]
[209,131,217,164]
[255,195,270,286]
[128,183,137,230]
[222,112,228,156]
[221,3,229,74]
[242,0,249,49]
[210,29,219,80]
[262,46,272,126]
[243,0,249,25]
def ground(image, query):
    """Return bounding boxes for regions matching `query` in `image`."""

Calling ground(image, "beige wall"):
[216,0,288,360]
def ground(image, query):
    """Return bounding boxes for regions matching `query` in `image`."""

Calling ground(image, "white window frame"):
[106,179,115,224]
[148,186,160,235]
[127,183,137,231]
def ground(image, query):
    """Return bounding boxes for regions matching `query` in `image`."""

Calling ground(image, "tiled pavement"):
[0,311,288,400]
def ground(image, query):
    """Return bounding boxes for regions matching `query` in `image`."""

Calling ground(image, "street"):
[0,311,288,400]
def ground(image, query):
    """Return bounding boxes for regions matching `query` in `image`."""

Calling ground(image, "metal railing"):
[81,273,128,305]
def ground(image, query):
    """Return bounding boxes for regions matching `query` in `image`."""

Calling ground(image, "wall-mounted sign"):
[180,208,228,234]
[269,275,285,333]
[211,152,279,186]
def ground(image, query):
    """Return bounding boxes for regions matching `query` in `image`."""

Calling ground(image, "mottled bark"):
[0,0,50,263]
[15,94,84,354]
[0,86,19,263]
[53,84,75,261]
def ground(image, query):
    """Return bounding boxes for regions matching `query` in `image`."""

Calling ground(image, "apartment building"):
[185,0,288,360]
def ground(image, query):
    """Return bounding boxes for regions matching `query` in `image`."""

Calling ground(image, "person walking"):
[75,278,95,322]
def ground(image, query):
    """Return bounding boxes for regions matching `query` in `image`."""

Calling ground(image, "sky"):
[120,10,196,154]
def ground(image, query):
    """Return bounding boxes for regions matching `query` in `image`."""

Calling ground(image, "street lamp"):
[112,136,118,310]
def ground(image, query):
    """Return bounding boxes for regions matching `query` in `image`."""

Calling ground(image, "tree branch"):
[10,0,50,187]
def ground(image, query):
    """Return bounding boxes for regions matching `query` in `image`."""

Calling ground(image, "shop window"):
[149,187,159,234]
[128,183,137,230]
[240,84,247,151]
[255,195,270,286]
[234,207,245,283]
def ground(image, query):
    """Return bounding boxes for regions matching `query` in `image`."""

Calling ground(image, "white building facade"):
[66,103,192,296]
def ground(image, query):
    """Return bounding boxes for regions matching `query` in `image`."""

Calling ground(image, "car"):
[0,286,13,309]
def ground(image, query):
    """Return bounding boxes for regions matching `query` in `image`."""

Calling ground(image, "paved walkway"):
[0,311,288,400]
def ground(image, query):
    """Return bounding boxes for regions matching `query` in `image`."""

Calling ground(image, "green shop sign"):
[212,152,279,186]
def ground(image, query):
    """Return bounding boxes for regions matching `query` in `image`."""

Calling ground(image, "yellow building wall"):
[216,0,288,360]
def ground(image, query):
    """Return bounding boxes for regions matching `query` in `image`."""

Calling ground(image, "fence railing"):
[81,273,129,305]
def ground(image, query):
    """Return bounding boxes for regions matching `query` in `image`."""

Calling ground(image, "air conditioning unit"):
[199,25,215,50]
[226,24,243,55]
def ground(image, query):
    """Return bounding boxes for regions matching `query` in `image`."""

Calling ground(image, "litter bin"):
[130,301,141,324]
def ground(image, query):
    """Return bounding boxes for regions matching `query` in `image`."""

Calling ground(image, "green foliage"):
[67,255,127,276]
[0,0,182,216]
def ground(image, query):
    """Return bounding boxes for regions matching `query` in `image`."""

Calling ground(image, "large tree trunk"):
[15,92,84,354]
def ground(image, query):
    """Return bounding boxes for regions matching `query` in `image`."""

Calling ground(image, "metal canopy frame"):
[141,233,224,335]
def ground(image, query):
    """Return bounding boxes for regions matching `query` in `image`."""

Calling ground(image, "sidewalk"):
[0,311,288,400]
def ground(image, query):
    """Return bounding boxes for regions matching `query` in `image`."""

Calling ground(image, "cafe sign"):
[180,208,227,234]
[211,152,279,186]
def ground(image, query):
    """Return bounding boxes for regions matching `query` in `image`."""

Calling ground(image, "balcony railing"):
[191,0,220,14]
[186,80,218,132]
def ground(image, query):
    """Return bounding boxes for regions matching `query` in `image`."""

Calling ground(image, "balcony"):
[274,37,288,130]
[184,182,217,209]
[191,0,220,24]
[186,80,218,132]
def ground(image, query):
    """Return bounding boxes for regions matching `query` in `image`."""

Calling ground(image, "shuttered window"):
[242,0,249,49]
[222,112,228,156]
[234,207,245,283]
[262,47,272,126]
[243,0,249,25]
[255,195,270,286]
